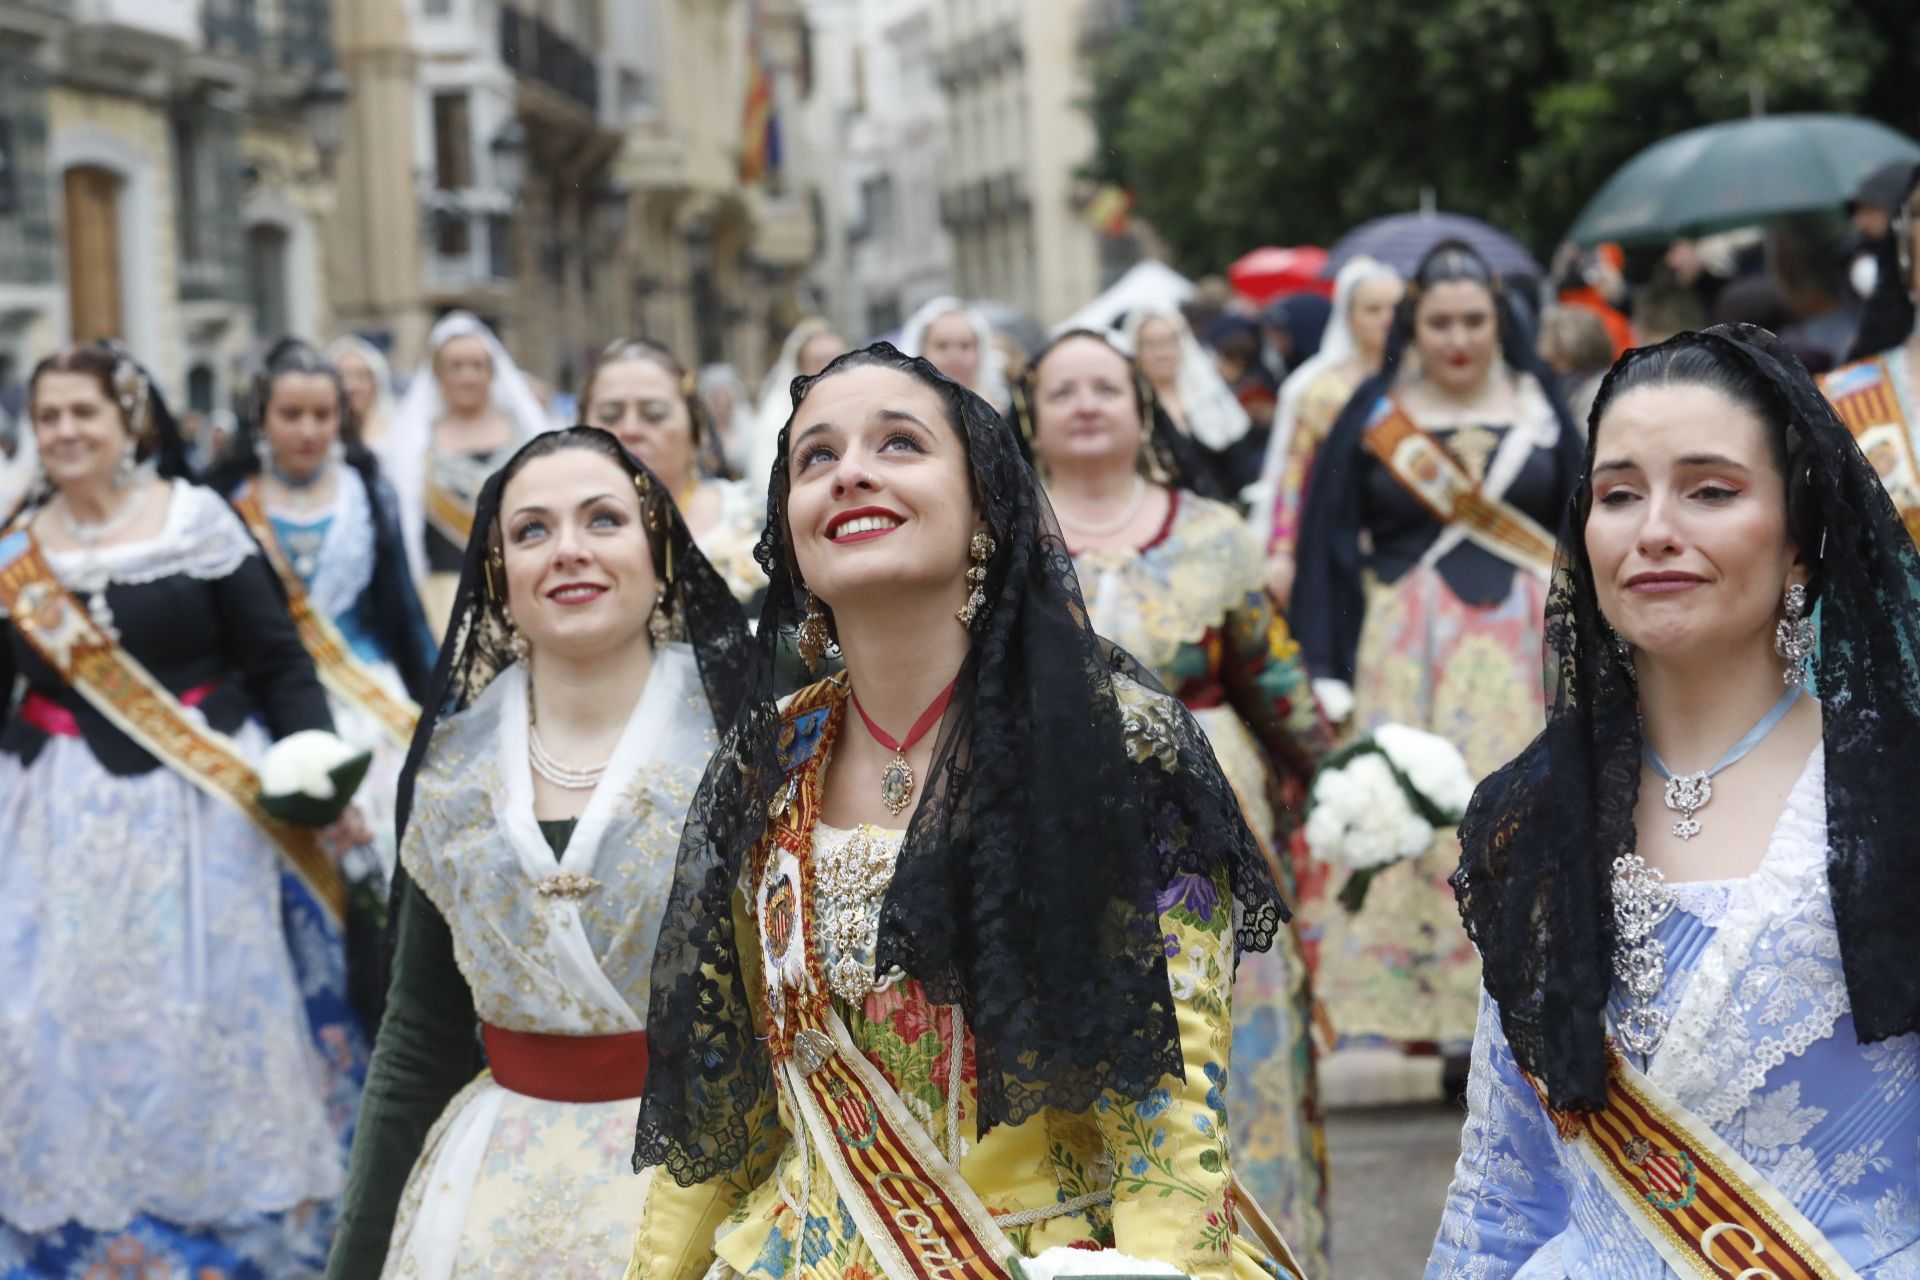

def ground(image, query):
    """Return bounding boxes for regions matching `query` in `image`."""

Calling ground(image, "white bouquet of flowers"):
[257,729,372,828]
[1305,723,1473,912]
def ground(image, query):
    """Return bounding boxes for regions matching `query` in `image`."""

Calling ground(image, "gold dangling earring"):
[797,592,832,672]
[648,582,681,647]
[507,619,530,666]
[957,532,996,627]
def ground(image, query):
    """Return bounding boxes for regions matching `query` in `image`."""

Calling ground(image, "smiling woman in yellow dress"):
[628,342,1309,1280]
[326,427,750,1278]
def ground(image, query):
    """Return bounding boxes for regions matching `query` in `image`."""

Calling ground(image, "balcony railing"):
[500,6,600,116]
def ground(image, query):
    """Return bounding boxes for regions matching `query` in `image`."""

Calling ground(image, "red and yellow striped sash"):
[231,485,420,749]
[1547,1048,1860,1280]
[785,1013,1014,1280]
[0,527,344,921]
[1360,399,1559,582]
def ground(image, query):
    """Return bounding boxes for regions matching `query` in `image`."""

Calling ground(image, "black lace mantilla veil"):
[633,342,1280,1186]
[391,424,753,839]
[1454,324,1920,1113]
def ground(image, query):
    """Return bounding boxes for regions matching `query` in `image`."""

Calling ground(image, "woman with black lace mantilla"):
[325,428,750,1277]
[627,343,1307,1280]
[1429,327,1920,1276]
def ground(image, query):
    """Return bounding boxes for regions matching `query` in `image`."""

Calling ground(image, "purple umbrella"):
[1325,211,1542,280]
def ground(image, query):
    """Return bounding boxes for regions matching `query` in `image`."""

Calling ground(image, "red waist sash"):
[22,682,215,738]
[480,1024,649,1103]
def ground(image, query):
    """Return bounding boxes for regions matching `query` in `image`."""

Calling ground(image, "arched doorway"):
[63,164,122,342]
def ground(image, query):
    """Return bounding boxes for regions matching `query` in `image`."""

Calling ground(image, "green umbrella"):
[1567,113,1920,247]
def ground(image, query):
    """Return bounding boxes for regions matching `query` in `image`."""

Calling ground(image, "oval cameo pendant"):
[880,753,914,816]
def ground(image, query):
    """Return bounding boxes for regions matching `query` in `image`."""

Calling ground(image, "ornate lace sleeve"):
[627,886,789,1280]
[1092,865,1241,1280]
[1424,989,1571,1280]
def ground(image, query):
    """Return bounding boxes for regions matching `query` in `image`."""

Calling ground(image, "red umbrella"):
[1228,246,1333,304]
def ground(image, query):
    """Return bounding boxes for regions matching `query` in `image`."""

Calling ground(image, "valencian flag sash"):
[230,483,420,749]
[1539,1046,1861,1280]
[752,683,1016,1280]
[1359,398,1559,582]
[0,526,345,921]
[750,681,1306,1280]
[1818,356,1920,546]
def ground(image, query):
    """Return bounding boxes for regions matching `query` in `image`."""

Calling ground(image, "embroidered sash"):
[231,484,420,749]
[0,527,346,921]
[1818,357,1920,546]
[1543,1048,1861,1280]
[1359,399,1558,582]
[424,469,477,549]
[754,685,1016,1280]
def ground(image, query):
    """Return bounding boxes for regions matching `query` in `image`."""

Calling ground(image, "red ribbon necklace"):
[848,678,957,816]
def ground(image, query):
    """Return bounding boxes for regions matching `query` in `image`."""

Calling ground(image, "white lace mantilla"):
[38,479,256,588]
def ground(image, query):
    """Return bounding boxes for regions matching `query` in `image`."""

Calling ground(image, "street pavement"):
[1321,1049,1466,1279]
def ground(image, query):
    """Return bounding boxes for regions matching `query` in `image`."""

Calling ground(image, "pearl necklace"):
[60,485,147,545]
[1052,476,1148,539]
[529,724,608,790]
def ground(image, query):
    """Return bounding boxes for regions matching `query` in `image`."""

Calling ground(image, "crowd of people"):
[2,161,1918,1280]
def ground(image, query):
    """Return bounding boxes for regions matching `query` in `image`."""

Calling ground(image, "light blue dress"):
[1427,746,1920,1278]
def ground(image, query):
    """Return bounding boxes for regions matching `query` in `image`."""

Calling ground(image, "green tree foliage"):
[1087,0,1902,275]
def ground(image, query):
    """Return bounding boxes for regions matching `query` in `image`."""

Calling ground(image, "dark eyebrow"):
[792,421,834,450]
[876,408,931,430]
[1677,452,1751,471]
[508,493,621,521]
[1592,459,1636,477]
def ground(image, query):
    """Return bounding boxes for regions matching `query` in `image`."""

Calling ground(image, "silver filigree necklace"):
[1616,683,1804,1061]
[1639,684,1801,841]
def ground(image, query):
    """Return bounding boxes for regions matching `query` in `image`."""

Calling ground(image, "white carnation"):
[1373,723,1475,820]
[1311,677,1355,724]
[1021,1249,1183,1280]
[258,730,358,801]
[1306,751,1435,871]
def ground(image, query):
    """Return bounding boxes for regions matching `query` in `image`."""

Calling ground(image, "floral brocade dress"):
[328,648,718,1279]
[1074,492,1334,1276]
[628,676,1305,1280]
[1295,378,1576,1052]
